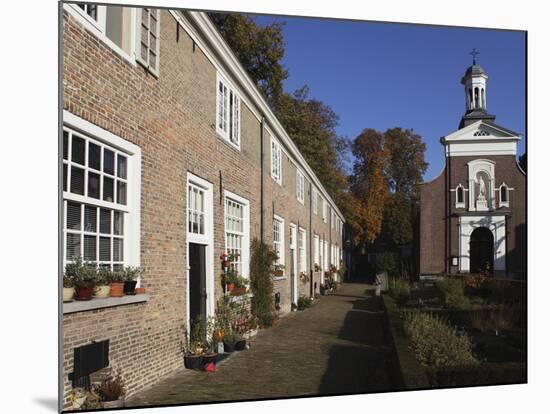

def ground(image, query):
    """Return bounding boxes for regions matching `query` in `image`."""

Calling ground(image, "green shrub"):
[427,362,526,387]
[297,295,312,310]
[403,311,478,368]
[376,252,398,276]
[249,239,277,328]
[436,278,470,309]
[389,278,410,307]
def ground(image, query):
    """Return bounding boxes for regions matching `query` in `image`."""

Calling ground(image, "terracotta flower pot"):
[135,287,146,294]
[63,287,75,302]
[94,285,111,298]
[227,283,236,291]
[74,286,94,301]
[110,282,125,297]
[274,270,284,277]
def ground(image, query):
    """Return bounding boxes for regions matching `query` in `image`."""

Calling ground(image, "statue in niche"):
[474,173,489,210]
[477,175,486,200]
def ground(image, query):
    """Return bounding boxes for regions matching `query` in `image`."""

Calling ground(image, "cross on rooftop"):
[470,48,479,65]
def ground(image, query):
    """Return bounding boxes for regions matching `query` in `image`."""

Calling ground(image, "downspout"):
[309,182,314,298]
[442,136,449,275]
[260,117,265,242]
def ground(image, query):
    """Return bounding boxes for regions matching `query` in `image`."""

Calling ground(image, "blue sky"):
[253,15,526,180]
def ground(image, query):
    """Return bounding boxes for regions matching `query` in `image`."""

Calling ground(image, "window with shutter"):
[137,8,160,74]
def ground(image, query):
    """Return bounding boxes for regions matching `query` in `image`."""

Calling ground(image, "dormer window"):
[455,184,465,208]
[499,183,509,208]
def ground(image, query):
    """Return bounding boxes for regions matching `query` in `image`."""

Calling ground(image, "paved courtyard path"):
[127,283,395,407]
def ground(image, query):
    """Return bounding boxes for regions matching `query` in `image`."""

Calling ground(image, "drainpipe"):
[309,182,313,298]
[260,117,265,242]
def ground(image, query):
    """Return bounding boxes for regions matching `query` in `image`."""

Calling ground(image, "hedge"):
[381,294,430,390]
[426,362,526,387]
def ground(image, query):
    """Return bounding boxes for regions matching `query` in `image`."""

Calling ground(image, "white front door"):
[289,224,298,304]
[186,173,215,332]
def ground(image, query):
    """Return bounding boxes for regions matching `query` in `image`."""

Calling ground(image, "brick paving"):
[126,283,394,407]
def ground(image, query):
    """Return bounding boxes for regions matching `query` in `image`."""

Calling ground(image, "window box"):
[63,293,149,314]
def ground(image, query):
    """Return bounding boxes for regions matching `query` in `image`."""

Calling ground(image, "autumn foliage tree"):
[349,129,389,245]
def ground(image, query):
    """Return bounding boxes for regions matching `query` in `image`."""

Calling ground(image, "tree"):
[276,86,349,199]
[519,152,527,173]
[349,129,390,245]
[209,13,288,109]
[384,128,428,200]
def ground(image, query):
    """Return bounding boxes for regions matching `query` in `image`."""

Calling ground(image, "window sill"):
[63,294,149,314]
[272,276,287,281]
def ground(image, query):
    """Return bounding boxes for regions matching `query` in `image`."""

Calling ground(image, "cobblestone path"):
[127,283,394,407]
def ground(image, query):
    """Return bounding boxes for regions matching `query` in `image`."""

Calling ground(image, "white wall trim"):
[186,172,215,330]
[223,189,250,279]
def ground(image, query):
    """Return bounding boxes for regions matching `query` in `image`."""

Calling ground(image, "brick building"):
[419,56,526,279]
[61,4,345,408]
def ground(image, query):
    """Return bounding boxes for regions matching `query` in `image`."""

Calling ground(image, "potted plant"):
[223,329,237,353]
[222,269,240,292]
[68,258,97,301]
[273,263,285,277]
[94,267,112,298]
[220,252,230,269]
[97,372,126,408]
[109,270,125,297]
[234,331,247,351]
[123,266,141,295]
[63,275,75,302]
[231,275,249,296]
[314,263,321,272]
[300,271,310,285]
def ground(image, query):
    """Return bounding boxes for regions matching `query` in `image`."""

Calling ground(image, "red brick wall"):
[419,154,526,277]
[62,7,343,407]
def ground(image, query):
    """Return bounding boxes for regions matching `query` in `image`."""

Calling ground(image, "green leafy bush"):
[376,252,398,276]
[436,278,470,309]
[249,239,277,327]
[404,311,478,367]
[297,295,313,310]
[389,278,410,307]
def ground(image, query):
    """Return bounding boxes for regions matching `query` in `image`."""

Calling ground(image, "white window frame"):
[186,173,215,329]
[455,184,466,209]
[273,214,285,273]
[296,169,305,204]
[271,138,282,185]
[312,188,318,215]
[64,3,139,68]
[216,73,241,150]
[499,183,510,208]
[330,209,334,229]
[313,234,320,269]
[135,7,161,76]
[322,198,327,223]
[298,227,307,273]
[62,110,141,272]
[224,191,250,279]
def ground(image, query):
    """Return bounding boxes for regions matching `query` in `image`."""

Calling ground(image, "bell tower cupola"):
[459,49,496,128]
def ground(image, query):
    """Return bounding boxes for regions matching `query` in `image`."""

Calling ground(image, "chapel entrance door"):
[469,227,494,274]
